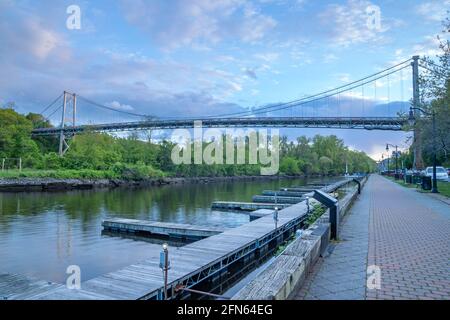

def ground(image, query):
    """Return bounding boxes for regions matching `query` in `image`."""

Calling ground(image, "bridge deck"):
[31,117,406,136]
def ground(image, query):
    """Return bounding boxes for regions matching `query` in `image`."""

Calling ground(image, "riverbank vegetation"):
[0,107,376,179]
[399,16,450,169]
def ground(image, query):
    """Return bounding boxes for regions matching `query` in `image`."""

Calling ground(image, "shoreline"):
[0,174,330,192]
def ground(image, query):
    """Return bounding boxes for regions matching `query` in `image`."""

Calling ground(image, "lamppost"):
[409,107,438,193]
[386,143,399,179]
[381,154,384,173]
[386,152,390,175]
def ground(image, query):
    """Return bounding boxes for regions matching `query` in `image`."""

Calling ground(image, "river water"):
[0,177,335,284]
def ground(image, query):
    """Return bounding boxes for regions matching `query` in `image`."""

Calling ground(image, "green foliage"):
[305,204,326,226]
[279,134,376,175]
[280,157,300,175]
[412,14,450,168]
[111,162,165,180]
[0,107,376,179]
[0,108,40,160]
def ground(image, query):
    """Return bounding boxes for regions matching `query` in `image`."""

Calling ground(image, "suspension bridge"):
[31,56,446,167]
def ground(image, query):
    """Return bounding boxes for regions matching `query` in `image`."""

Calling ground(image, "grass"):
[0,169,118,179]
[274,203,327,257]
[305,203,326,226]
[385,176,450,198]
[0,168,165,180]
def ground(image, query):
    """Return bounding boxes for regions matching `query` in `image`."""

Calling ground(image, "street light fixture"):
[408,107,438,193]
[386,143,400,179]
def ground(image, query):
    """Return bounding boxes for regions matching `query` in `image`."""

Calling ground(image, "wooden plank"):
[211,201,290,211]
[252,195,304,204]
[102,218,226,239]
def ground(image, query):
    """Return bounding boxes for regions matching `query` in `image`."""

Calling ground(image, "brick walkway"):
[295,174,450,300]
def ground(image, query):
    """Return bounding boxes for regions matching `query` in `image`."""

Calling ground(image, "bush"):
[111,162,165,180]
[42,152,63,169]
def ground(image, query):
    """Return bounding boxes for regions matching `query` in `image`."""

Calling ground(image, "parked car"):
[424,166,449,181]
[447,168,450,176]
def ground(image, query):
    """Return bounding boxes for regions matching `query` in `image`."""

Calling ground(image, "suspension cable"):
[39,93,63,115]
[206,58,413,118]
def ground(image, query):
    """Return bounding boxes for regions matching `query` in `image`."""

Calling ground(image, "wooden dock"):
[211,201,290,211]
[102,218,226,240]
[252,195,304,204]
[249,209,274,221]
[262,190,304,197]
[1,200,310,300]
[0,178,356,300]
[281,187,317,192]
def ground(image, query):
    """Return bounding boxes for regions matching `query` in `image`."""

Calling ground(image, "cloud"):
[105,101,134,111]
[120,0,277,50]
[323,53,338,63]
[412,35,446,57]
[415,1,450,22]
[243,67,258,79]
[253,52,279,62]
[318,0,391,47]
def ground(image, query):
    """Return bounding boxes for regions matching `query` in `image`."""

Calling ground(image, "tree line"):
[0,108,376,179]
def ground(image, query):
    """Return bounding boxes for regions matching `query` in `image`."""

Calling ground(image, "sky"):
[0,0,449,160]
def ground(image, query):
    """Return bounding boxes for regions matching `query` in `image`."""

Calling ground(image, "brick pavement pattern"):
[295,174,450,300]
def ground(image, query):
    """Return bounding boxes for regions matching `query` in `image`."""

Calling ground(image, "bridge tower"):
[59,91,77,156]
[411,56,424,170]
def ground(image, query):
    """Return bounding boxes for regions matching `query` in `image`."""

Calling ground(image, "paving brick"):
[294,175,450,300]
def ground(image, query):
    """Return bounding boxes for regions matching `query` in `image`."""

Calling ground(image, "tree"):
[416,13,450,167]
[318,156,333,175]
[0,108,41,165]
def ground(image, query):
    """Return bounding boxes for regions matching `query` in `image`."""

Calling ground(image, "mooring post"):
[273,207,279,229]
[313,190,339,240]
[306,196,310,213]
[160,243,170,300]
[353,178,361,194]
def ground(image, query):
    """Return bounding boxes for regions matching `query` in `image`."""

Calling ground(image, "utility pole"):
[411,56,423,171]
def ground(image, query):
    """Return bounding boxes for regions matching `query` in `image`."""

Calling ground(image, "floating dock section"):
[249,209,274,221]
[211,201,290,211]
[251,195,304,204]
[262,190,304,197]
[102,218,226,240]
